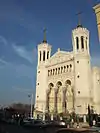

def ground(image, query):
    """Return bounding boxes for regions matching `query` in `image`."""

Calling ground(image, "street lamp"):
[28,93,34,119]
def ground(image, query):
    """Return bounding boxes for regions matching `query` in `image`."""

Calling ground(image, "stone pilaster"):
[71,86,75,111]
[46,89,50,112]
[54,88,58,113]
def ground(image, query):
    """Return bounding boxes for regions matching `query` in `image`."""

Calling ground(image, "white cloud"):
[12,44,35,64]
[0,58,9,65]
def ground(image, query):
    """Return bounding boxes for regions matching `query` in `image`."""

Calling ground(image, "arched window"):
[47,51,49,59]
[70,64,72,67]
[56,81,62,88]
[40,51,41,61]
[51,70,52,75]
[67,65,69,72]
[81,36,84,49]
[76,37,79,50]
[43,51,45,61]
[61,67,63,73]
[64,66,66,72]
[65,80,71,86]
[70,64,72,72]
[53,69,55,75]
[55,68,57,75]
[58,68,60,74]
[86,37,87,50]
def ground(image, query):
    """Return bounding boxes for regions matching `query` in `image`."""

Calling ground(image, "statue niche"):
[56,81,62,113]
[48,83,54,113]
[65,80,73,113]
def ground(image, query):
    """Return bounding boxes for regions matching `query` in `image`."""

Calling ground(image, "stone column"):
[43,105,46,121]
[54,88,58,113]
[83,115,86,123]
[62,87,67,113]
[51,114,53,120]
[71,86,75,111]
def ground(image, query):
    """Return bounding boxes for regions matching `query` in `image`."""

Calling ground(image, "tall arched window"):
[43,51,45,61]
[86,37,87,50]
[55,68,57,75]
[76,37,79,50]
[70,64,72,72]
[40,51,41,61]
[47,51,49,59]
[81,36,84,49]
[67,65,69,72]
[61,67,63,73]
[51,70,52,75]
[64,66,66,72]
[58,68,60,74]
[53,69,55,75]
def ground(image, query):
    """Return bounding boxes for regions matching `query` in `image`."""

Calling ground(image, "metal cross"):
[76,11,83,26]
[43,28,47,43]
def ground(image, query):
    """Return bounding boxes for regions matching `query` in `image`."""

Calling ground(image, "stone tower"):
[35,29,52,113]
[72,22,92,114]
[93,3,100,41]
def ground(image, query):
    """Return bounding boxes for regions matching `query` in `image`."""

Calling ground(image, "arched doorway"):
[48,83,54,113]
[65,80,73,113]
[56,81,62,113]
[65,80,71,86]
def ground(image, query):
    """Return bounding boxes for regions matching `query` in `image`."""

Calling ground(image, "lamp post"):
[28,93,34,119]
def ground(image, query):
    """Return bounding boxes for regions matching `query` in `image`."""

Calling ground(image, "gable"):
[46,50,74,67]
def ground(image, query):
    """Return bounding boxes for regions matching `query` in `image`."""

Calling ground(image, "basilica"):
[34,22,100,119]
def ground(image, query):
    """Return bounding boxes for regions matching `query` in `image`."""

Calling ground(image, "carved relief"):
[46,51,74,67]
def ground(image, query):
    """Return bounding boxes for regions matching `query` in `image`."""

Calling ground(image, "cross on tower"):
[76,11,83,27]
[43,28,47,43]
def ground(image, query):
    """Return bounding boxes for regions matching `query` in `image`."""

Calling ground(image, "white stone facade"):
[34,25,100,116]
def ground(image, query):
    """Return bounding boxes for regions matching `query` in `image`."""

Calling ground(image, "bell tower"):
[38,28,52,66]
[35,29,52,114]
[93,3,100,41]
[72,14,92,115]
[72,12,90,55]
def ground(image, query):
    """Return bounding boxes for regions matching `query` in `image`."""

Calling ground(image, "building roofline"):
[93,3,100,10]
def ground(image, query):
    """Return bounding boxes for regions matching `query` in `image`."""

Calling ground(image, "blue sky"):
[0,0,100,106]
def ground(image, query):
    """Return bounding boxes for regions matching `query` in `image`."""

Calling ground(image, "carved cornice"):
[47,72,74,80]
[74,53,90,59]
[46,59,73,68]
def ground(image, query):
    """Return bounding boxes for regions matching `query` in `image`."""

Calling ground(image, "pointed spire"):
[76,11,83,28]
[43,28,47,43]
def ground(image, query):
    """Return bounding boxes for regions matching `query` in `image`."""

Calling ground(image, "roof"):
[93,3,100,10]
